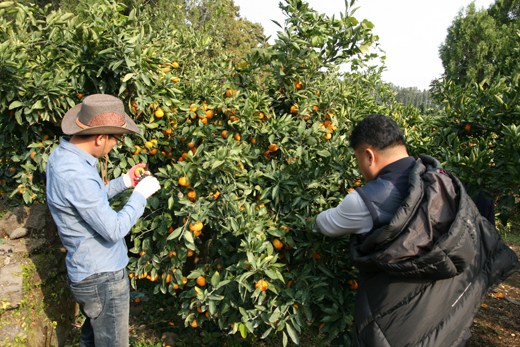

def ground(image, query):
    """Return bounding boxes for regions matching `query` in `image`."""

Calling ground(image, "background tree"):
[27,0,267,62]
[439,0,520,86]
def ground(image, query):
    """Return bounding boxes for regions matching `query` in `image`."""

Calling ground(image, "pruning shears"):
[135,167,147,182]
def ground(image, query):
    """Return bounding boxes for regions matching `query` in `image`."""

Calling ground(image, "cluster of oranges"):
[263,143,278,159]
[178,176,197,202]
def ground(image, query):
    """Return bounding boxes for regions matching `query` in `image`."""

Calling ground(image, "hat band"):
[76,112,128,129]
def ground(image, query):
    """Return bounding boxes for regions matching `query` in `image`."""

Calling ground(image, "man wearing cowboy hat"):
[46,94,161,347]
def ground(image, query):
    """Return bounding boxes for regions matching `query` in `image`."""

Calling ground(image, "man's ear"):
[365,147,376,165]
[94,134,106,147]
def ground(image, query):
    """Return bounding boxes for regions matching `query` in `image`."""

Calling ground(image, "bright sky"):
[234,0,496,90]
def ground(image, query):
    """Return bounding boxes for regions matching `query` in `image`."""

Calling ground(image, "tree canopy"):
[16,0,266,62]
[439,0,520,86]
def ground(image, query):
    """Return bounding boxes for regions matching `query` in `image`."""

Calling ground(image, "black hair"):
[349,114,406,151]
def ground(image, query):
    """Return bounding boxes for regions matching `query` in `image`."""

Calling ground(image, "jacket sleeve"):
[314,190,373,237]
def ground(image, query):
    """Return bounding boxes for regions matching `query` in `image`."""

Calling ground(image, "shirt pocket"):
[69,283,103,319]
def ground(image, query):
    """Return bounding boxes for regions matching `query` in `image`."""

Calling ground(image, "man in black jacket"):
[313,114,519,347]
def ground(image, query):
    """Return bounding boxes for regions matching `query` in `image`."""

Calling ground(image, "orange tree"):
[429,77,520,224]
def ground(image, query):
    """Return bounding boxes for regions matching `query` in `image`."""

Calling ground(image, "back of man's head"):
[349,114,406,152]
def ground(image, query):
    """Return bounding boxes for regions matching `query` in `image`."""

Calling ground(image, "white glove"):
[123,163,148,188]
[134,176,161,198]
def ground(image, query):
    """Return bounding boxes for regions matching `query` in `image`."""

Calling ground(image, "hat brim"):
[61,103,141,135]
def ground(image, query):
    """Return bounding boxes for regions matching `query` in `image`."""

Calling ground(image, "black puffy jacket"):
[349,155,520,347]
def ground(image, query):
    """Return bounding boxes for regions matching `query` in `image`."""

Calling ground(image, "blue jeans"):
[68,268,130,347]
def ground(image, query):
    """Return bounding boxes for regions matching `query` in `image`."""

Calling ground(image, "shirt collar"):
[60,136,98,168]
[376,156,416,181]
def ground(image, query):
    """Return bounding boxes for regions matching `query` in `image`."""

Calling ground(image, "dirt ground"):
[467,244,520,347]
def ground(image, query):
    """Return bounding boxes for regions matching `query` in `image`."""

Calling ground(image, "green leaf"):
[123,73,134,82]
[317,150,331,157]
[211,271,220,287]
[211,160,225,169]
[167,227,182,240]
[9,101,23,110]
[239,323,248,338]
[0,1,14,8]
[286,323,299,345]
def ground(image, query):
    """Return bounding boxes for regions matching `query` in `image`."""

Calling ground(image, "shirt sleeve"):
[313,190,373,237]
[104,176,128,199]
[66,175,147,243]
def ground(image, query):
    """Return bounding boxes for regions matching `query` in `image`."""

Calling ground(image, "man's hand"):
[134,176,161,198]
[124,163,149,188]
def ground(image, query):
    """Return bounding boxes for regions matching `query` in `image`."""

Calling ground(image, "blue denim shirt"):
[46,137,146,283]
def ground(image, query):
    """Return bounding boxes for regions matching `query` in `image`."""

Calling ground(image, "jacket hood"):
[350,155,477,280]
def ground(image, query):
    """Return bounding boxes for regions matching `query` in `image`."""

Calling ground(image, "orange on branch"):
[273,238,283,250]
[196,276,206,287]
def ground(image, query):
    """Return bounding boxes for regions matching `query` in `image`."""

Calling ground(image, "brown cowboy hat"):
[61,94,140,135]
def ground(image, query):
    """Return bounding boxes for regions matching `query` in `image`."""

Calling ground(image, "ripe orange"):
[191,320,198,328]
[268,144,278,152]
[172,62,179,68]
[226,89,237,97]
[155,108,164,118]
[187,249,194,257]
[189,221,203,232]
[135,298,141,303]
[290,105,298,113]
[77,93,84,99]
[139,251,145,256]
[319,322,325,329]
[182,276,188,284]
[295,81,303,90]
[173,77,180,83]
[30,152,36,160]
[255,279,268,291]
[272,239,283,250]
[465,124,471,132]
[221,130,228,139]
[234,133,241,141]
[145,141,153,149]
[196,276,206,286]
[312,251,321,259]
[150,148,158,155]
[206,110,214,118]
[166,273,172,283]
[43,134,49,140]
[179,177,188,186]
[312,105,319,111]
[348,280,358,290]
[173,283,179,289]
[287,280,293,289]
[324,133,332,140]
[187,191,196,200]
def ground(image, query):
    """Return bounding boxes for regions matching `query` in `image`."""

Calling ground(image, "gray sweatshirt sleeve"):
[313,190,373,237]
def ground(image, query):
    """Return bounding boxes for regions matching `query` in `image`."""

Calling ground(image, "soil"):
[467,244,520,347]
